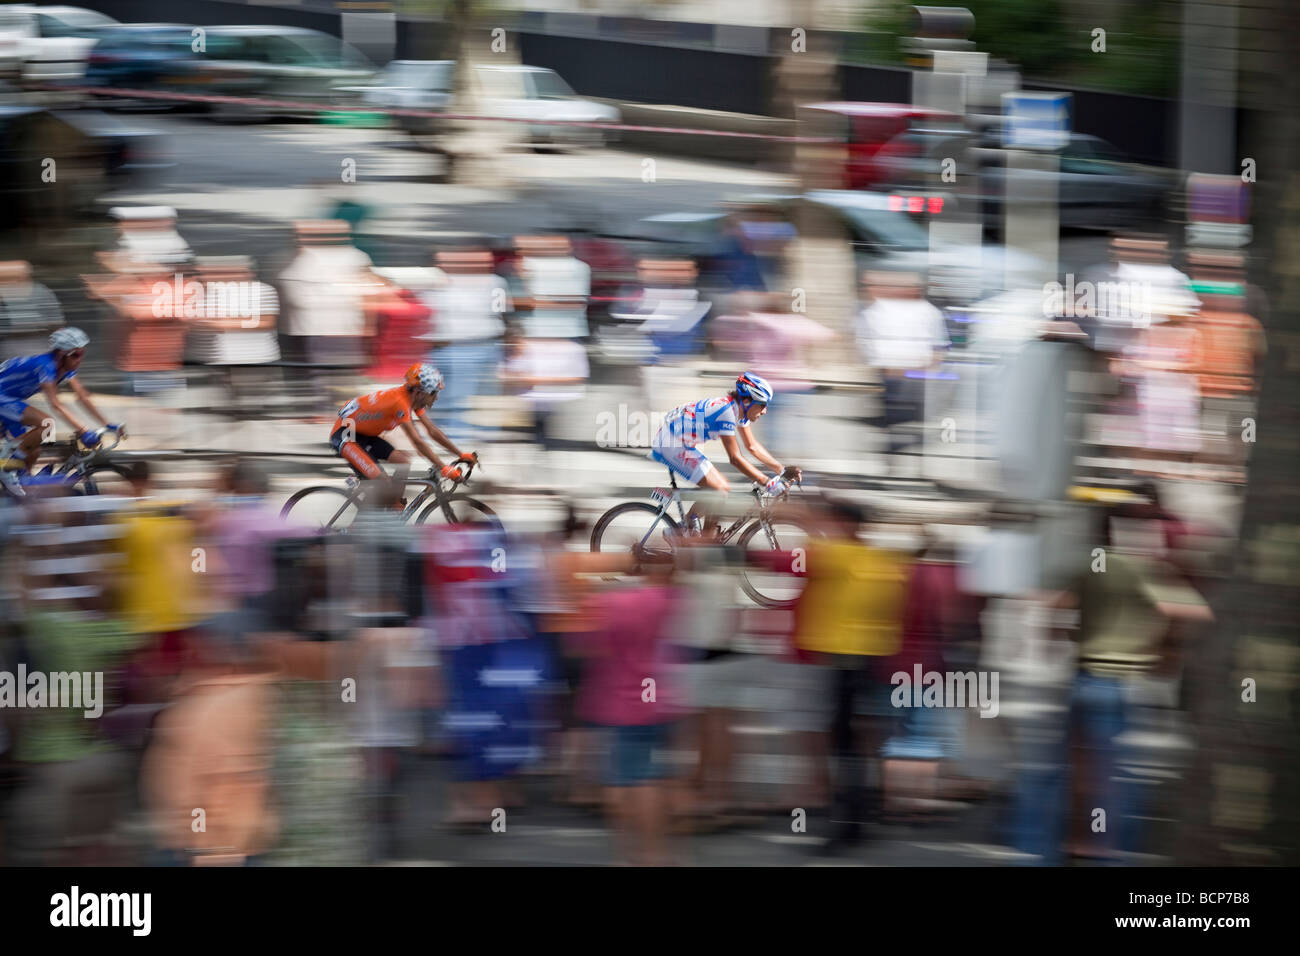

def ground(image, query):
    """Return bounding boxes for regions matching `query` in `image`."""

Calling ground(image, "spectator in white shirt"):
[102,206,193,273]
[855,271,949,459]
[499,324,589,454]
[512,235,591,340]
[279,220,393,369]
[424,248,510,444]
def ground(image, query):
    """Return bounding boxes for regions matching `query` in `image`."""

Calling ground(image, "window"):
[528,70,574,100]
[383,61,453,91]
[38,10,117,37]
[477,68,524,98]
[836,205,931,252]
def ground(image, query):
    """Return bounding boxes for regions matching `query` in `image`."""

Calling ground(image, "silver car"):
[190,25,375,118]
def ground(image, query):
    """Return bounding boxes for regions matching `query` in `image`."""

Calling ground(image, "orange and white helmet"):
[404,363,444,394]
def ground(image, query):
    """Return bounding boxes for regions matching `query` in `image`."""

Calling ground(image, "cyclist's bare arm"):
[720,433,769,485]
[400,419,445,470]
[739,426,783,474]
[39,381,92,436]
[416,409,464,459]
[67,378,111,431]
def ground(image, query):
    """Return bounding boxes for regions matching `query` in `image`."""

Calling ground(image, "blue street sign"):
[1001,92,1071,150]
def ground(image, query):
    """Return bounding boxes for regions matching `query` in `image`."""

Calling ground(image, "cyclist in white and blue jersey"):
[649,372,799,534]
[0,328,124,496]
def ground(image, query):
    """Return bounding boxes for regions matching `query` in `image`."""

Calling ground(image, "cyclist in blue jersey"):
[649,372,799,535]
[0,328,124,496]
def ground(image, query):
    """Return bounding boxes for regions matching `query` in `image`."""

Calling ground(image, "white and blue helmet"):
[50,327,89,352]
[734,372,773,405]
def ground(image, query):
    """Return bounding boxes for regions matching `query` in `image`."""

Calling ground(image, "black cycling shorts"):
[330,427,395,468]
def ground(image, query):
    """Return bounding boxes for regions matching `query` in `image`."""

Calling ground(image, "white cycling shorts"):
[648,441,713,485]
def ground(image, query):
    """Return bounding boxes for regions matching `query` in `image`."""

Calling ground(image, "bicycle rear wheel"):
[415,493,503,533]
[590,501,680,563]
[281,486,361,531]
[736,515,815,609]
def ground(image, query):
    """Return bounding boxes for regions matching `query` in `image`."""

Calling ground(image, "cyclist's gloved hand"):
[458,452,477,463]
[441,464,464,481]
[79,430,101,448]
[108,423,127,439]
[763,475,785,496]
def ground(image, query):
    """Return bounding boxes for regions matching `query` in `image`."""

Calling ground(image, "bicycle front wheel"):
[415,493,503,533]
[736,515,816,609]
[281,486,361,531]
[71,463,133,497]
[591,501,680,563]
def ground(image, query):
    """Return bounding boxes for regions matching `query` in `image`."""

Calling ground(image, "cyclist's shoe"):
[1,466,26,498]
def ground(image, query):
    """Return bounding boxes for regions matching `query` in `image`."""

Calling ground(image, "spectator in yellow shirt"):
[793,498,910,855]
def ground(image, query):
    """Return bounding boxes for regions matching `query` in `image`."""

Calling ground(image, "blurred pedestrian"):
[792,497,909,854]
[425,248,510,445]
[1009,501,1212,864]
[279,220,398,405]
[184,256,280,366]
[5,494,144,865]
[573,555,685,865]
[498,324,589,464]
[0,261,62,361]
[102,206,193,273]
[511,235,590,340]
[855,271,948,469]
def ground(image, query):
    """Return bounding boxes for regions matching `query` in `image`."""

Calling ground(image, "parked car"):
[190,26,376,117]
[976,130,1177,231]
[355,59,454,137]
[799,102,962,191]
[83,23,203,108]
[629,190,1046,313]
[472,64,619,149]
[0,4,114,83]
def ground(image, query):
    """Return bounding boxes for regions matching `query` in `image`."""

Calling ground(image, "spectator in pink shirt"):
[573,561,686,865]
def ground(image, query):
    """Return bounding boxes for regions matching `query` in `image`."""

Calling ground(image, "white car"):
[472,64,618,149]
[1,5,117,83]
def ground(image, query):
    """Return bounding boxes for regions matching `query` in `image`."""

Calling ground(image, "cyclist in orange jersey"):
[330,364,477,495]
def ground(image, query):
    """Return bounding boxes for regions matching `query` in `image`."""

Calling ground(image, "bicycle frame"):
[332,458,481,526]
[0,428,120,495]
[636,471,788,549]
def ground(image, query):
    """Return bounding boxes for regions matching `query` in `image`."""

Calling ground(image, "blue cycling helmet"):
[734,372,773,405]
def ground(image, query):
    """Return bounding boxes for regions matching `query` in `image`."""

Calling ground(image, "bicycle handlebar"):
[752,469,802,502]
[76,426,124,454]
[429,453,480,486]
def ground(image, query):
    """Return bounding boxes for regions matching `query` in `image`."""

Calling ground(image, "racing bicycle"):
[0,426,131,498]
[590,465,814,608]
[280,455,501,532]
